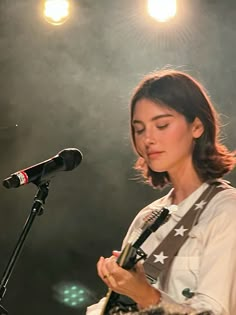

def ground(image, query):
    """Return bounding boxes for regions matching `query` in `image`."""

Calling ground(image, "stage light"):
[53,282,94,309]
[147,0,177,23]
[43,0,70,25]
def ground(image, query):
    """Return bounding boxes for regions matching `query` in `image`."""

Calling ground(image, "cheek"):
[134,137,144,154]
[133,136,148,158]
[166,125,193,148]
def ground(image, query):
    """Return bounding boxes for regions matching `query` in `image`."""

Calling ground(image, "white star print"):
[194,200,207,210]
[153,251,168,264]
[174,225,188,237]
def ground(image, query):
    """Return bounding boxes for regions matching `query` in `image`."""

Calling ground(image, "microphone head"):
[58,148,83,171]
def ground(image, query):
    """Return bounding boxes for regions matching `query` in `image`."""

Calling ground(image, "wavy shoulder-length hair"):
[130,70,235,189]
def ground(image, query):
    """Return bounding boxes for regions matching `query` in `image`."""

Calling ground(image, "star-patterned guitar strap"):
[143,180,231,283]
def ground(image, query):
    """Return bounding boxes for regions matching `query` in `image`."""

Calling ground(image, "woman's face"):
[132,98,203,176]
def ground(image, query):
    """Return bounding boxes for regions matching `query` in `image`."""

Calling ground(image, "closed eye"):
[157,124,168,130]
[134,128,145,135]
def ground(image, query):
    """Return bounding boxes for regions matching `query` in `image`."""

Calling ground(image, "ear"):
[192,117,204,139]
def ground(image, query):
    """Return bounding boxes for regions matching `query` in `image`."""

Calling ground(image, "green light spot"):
[54,282,92,308]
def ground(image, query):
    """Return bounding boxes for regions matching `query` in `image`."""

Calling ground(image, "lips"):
[147,151,164,158]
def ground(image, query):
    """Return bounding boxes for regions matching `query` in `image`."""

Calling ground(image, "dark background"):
[0,0,235,314]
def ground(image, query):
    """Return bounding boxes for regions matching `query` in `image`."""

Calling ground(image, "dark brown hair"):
[130,70,235,189]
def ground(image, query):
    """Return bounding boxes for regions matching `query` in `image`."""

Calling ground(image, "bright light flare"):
[147,0,177,23]
[44,0,70,25]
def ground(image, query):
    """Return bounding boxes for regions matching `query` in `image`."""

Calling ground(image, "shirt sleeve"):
[86,297,106,315]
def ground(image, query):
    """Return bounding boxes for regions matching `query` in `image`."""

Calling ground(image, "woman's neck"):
[169,168,204,205]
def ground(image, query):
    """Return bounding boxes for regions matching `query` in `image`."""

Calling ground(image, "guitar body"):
[102,290,138,315]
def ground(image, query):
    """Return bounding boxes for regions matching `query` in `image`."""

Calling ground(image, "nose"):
[144,128,156,146]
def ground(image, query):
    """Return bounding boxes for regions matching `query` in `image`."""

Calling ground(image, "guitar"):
[100,207,170,315]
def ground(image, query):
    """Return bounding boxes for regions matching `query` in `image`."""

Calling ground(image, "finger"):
[97,256,105,279]
[102,257,120,286]
[135,261,145,273]
[107,256,120,275]
[104,273,116,288]
[112,250,121,258]
[129,261,144,275]
[98,257,115,283]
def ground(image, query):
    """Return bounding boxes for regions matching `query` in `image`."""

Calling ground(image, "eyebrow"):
[132,114,173,124]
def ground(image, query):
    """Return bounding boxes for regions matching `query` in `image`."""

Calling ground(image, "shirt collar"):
[164,183,210,221]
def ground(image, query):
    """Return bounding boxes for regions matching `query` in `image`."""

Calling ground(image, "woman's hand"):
[97,252,161,309]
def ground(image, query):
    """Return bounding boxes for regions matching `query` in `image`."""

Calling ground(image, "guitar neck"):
[100,207,170,315]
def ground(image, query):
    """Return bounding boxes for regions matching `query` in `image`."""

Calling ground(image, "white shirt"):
[87,182,236,315]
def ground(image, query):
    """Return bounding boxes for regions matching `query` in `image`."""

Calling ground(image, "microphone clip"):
[32,181,50,216]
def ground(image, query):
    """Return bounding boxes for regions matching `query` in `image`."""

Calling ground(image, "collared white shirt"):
[87,182,236,315]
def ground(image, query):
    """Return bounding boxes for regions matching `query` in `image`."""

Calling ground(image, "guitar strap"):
[143,180,231,282]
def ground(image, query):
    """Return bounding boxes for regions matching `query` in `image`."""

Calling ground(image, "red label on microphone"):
[15,171,29,185]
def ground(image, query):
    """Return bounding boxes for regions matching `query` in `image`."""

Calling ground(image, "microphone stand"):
[0,181,50,314]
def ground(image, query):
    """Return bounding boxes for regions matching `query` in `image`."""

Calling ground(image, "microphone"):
[3,148,83,189]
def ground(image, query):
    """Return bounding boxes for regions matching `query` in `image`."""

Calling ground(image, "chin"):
[148,160,167,172]
[149,166,167,173]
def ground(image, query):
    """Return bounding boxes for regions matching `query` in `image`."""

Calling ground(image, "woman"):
[86,70,236,315]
